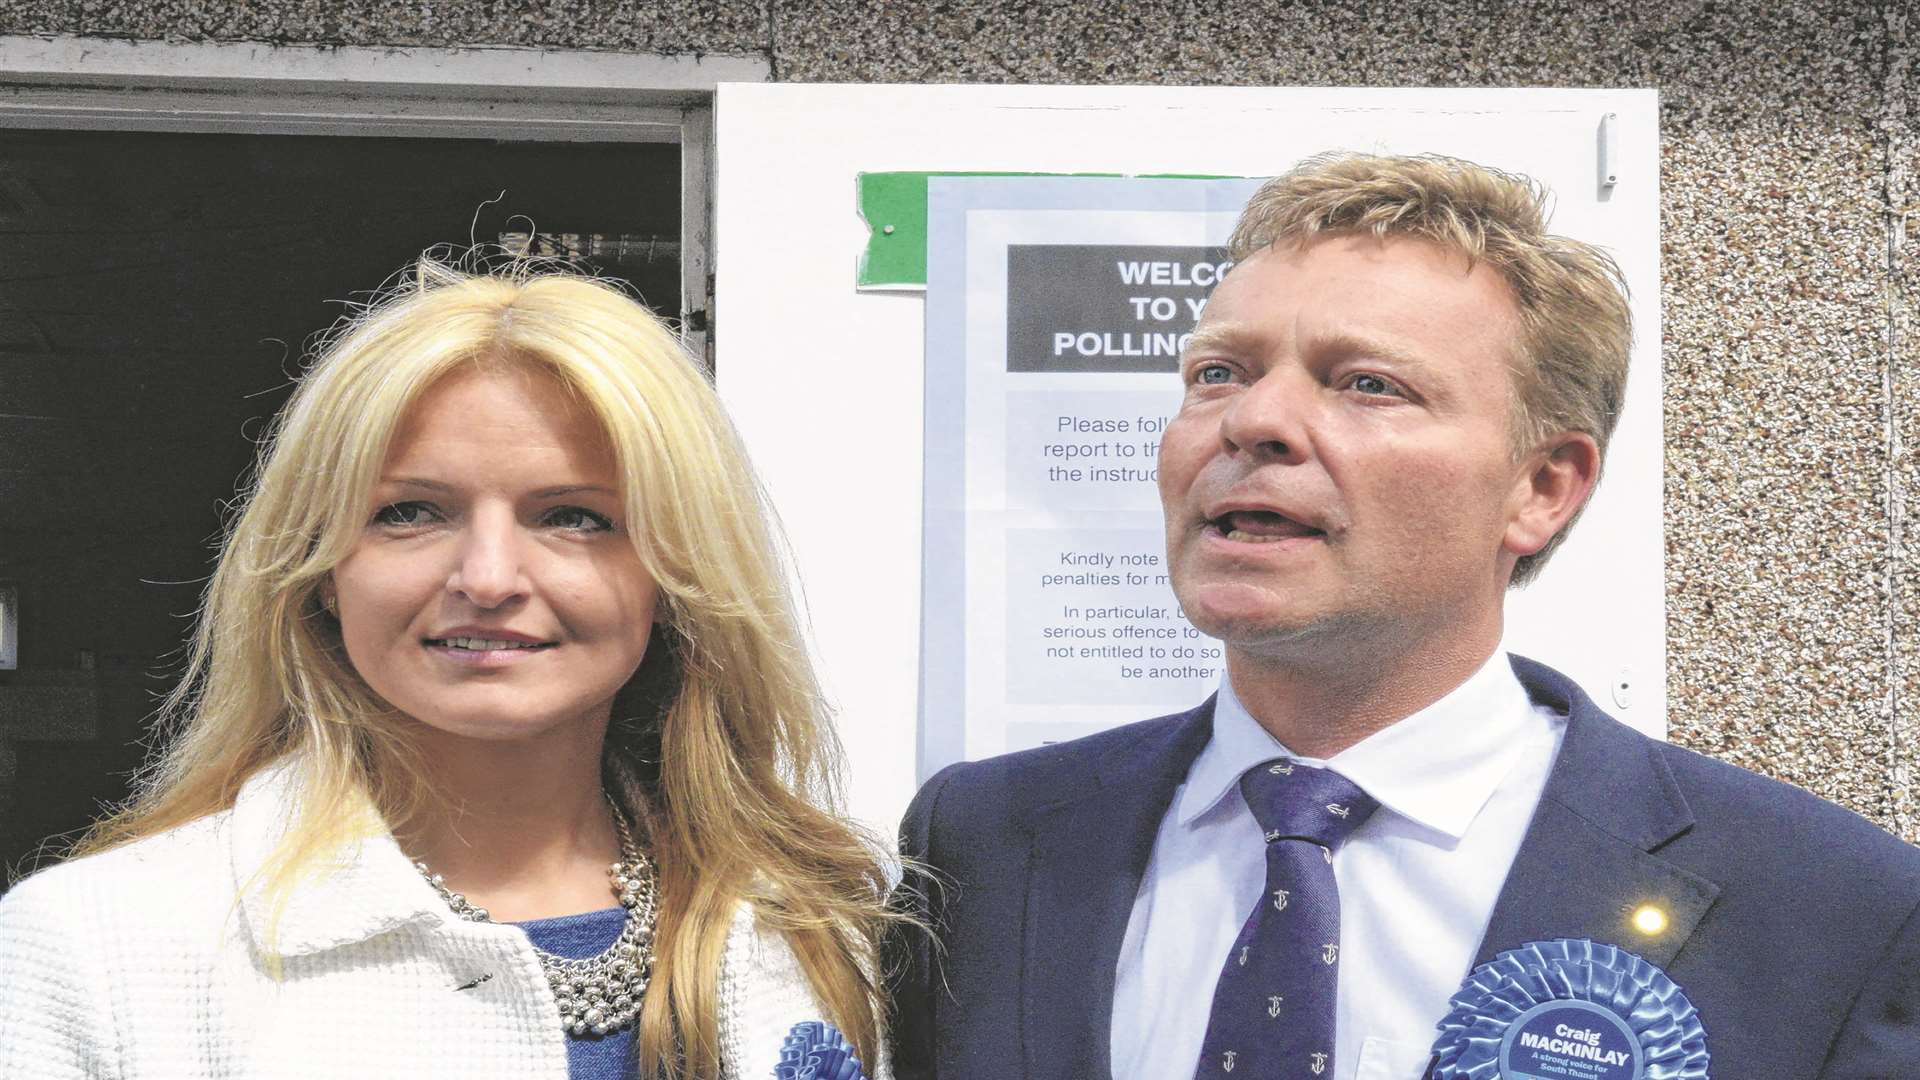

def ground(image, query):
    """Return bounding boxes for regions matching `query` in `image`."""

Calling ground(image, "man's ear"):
[1503,432,1600,558]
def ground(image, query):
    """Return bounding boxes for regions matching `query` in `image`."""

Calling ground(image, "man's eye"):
[543,506,615,532]
[1349,373,1400,397]
[1195,364,1235,385]
[371,501,438,527]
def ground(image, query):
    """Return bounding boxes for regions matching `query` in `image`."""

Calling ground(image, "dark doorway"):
[0,129,682,890]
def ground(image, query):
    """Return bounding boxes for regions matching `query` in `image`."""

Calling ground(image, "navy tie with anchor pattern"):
[1193,759,1379,1079]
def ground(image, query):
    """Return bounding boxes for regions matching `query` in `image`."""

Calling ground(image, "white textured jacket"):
[0,766,885,1079]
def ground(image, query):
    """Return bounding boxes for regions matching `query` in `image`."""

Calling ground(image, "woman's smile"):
[425,636,559,668]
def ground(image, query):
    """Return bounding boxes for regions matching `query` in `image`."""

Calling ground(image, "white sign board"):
[922,177,1263,767]
[714,84,1661,838]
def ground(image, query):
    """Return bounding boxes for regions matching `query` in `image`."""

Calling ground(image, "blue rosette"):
[1431,938,1708,1080]
[776,1020,868,1080]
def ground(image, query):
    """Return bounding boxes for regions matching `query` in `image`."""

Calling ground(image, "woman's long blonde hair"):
[75,260,896,1075]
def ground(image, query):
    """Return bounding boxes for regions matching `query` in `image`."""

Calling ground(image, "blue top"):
[518,906,635,1080]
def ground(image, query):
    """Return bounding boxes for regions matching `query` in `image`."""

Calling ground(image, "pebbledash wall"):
[4,1,1917,839]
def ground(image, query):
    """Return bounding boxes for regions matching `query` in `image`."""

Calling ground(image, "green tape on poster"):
[856,171,1238,289]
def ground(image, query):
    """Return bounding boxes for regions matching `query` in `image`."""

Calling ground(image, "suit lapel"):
[1475,657,1721,970]
[1022,700,1215,1080]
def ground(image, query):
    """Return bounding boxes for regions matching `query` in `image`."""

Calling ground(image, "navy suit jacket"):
[886,657,1920,1078]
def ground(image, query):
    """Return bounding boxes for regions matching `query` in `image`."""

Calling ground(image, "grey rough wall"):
[6,0,1917,838]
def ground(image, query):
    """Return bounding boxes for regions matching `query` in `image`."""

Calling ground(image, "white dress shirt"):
[1110,649,1566,1080]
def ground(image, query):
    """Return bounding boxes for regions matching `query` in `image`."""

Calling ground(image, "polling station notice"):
[921,176,1264,770]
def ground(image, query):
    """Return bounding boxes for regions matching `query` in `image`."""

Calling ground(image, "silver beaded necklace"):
[414,795,658,1038]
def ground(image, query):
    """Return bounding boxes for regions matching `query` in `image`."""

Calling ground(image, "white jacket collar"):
[228,760,450,958]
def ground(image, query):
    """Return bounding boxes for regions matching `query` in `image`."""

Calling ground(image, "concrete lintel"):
[0,34,772,99]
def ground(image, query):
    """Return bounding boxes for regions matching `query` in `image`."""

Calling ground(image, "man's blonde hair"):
[1228,152,1632,585]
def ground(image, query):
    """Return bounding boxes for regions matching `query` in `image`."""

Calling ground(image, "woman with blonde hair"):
[0,261,893,1079]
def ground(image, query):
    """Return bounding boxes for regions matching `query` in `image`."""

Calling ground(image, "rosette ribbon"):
[776,1020,868,1080]
[1430,938,1708,1080]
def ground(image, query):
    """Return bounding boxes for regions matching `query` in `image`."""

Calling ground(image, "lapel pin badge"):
[1630,905,1668,936]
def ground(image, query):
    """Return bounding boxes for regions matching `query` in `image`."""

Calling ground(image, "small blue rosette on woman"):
[1430,938,1708,1080]
[776,1020,868,1080]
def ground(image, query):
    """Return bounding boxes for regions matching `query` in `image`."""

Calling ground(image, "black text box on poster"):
[1005,244,1231,374]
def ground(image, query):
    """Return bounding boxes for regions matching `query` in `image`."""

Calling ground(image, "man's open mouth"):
[1209,510,1323,543]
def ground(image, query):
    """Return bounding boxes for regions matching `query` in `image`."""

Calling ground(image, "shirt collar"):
[1175,649,1541,840]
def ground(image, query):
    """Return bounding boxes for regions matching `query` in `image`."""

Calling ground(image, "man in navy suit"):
[887,153,1920,1079]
